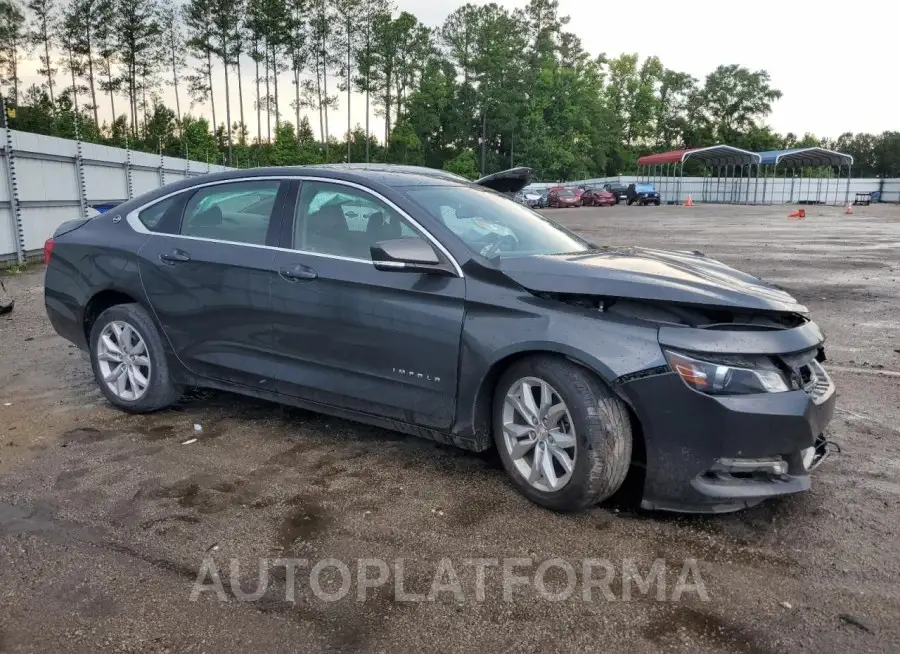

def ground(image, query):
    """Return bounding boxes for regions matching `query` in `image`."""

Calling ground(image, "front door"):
[137,179,290,386]
[268,179,466,429]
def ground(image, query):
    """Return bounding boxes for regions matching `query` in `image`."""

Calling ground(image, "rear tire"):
[89,303,182,413]
[492,356,633,512]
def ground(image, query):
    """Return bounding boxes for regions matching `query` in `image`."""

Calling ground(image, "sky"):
[16,0,899,143]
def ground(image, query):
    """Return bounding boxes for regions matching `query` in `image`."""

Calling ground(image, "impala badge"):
[393,368,440,383]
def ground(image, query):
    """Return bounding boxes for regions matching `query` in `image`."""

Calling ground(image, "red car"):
[581,187,616,207]
[547,187,582,208]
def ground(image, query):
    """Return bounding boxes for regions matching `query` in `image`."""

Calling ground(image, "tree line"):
[0,0,898,180]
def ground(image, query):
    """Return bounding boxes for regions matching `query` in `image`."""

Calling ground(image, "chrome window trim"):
[124,175,464,277]
[292,176,463,277]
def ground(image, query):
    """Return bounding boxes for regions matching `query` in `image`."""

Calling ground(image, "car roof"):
[147,165,471,192]
[298,163,472,187]
[111,164,534,215]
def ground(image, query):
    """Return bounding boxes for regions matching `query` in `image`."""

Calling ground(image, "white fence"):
[1,129,230,261]
[4,129,899,261]
[530,176,900,206]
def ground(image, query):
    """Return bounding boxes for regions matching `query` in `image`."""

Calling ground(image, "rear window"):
[137,195,179,231]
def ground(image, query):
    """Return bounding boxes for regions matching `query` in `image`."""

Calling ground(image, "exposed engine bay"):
[534,292,809,331]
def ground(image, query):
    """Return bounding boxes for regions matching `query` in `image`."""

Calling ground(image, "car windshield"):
[404,186,592,258]
[635,184,656,192]
[558,189,574,197]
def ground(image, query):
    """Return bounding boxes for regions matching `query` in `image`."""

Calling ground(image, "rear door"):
[135,178,291,387]
[268,179,466,429]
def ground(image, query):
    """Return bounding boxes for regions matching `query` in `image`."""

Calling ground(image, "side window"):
[138,195,179,231]
[181,181,281,245]
[294,181,423,260]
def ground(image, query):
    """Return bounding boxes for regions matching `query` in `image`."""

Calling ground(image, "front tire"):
[89,303,182,413]
[492,356,633,511]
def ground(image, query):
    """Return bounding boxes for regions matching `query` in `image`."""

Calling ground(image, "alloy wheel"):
[96,320,152,401]
[502,376,576,492]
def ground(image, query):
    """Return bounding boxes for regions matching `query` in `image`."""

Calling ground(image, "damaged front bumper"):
[618,320,837,514]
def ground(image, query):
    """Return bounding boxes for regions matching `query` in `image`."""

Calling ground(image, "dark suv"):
[627,183,661,206]
[43,164,836,514]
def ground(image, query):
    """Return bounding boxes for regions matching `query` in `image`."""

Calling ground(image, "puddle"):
[643,605,770,654]
[59,427,117,446]
[278,495,331,549]
[54,467,90,490]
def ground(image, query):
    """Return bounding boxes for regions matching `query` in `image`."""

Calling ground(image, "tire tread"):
[89,303,181,413]
[493,355,633,511]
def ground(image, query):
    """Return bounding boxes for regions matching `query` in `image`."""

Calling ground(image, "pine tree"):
[159,0,185,125]
[183,0,217,132]
[211,0,239,163]
[353,0,391,161]
[333,0,361,161]
[115,0,162,133]
[308,0,336,155]
[26,0,58,104]
[231,0,246,143]
[0,0,26,105]
[62,0,111,128]
[285,0,307,145]
[95,0,118,125]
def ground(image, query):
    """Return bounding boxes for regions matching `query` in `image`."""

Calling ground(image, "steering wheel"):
[479,232,519,258]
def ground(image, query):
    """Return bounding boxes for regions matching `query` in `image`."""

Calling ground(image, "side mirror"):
[371,238,453,275]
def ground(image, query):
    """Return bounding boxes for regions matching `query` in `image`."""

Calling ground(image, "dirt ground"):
[1,202,899,653]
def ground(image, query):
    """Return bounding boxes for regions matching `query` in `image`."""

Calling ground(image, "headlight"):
[664,350,790,395]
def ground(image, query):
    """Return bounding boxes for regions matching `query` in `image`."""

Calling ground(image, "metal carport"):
[756,148,854,205]
[636,145,762,204]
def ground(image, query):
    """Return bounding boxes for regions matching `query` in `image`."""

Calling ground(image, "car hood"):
[475,167,533,194]
[499,247,807,313]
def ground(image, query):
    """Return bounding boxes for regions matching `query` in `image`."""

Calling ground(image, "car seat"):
[306,205,351,255]
[365,211,402,242]
[187,205,223,237]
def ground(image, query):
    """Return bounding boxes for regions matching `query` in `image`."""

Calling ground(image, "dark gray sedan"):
[43,164,836,513]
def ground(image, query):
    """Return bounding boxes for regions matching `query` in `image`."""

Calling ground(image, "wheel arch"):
[82,288,142,343]
[465,345,647,508]
[462,342,634,452]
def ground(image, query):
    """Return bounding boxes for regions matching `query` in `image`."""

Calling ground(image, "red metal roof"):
[637,145,760,167]
[637,149,694,166]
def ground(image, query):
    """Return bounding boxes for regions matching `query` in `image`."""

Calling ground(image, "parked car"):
[547,187,582,208]
[44,163,836,514]
[569,186,586,204]
[603,183,629,204]
[581,187,616,207]
[514,190,543,208]
[626,183,661,206]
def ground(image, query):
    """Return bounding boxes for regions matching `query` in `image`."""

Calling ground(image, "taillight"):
[43,238,54,263]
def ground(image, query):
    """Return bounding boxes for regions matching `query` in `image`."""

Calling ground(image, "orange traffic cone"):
[845,203,853,215]
[684,195,694,207]
[788,209,806,219]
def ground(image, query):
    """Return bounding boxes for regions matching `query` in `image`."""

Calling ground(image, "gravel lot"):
[1,202,898,653]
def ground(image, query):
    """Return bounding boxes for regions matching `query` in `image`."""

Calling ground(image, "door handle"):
[278,264,318,281]
[159,249,191,264]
